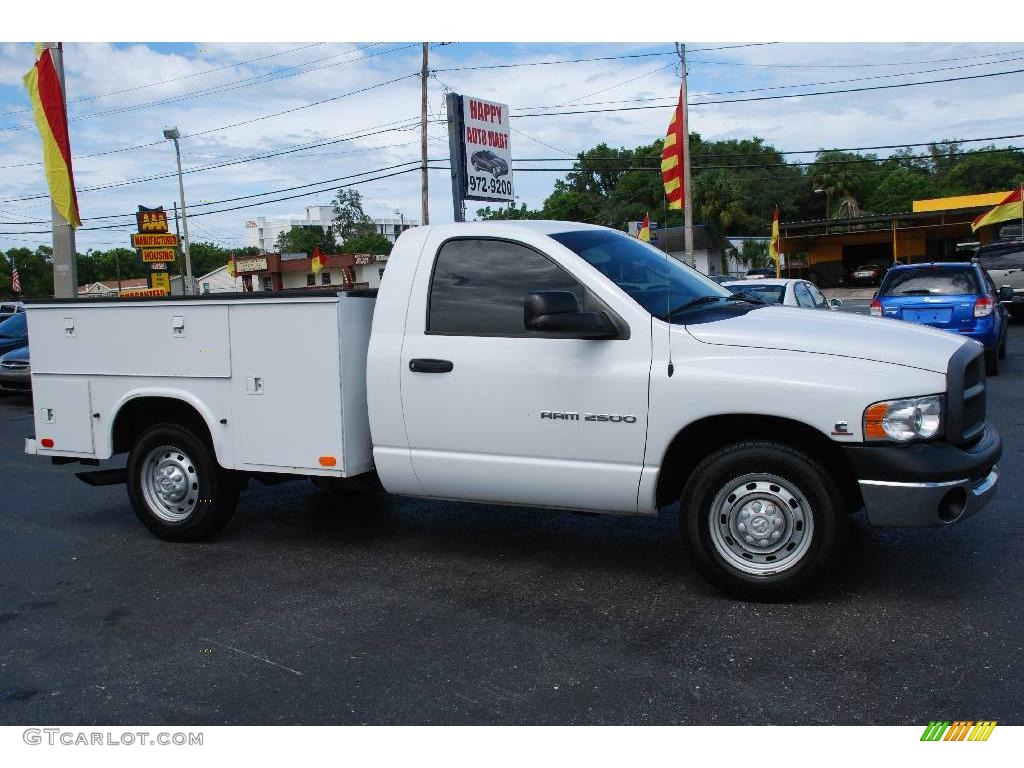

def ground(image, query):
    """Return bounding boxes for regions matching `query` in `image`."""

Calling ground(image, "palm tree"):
[693,170,748,248]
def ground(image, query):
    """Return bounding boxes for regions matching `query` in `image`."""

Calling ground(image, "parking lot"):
[1,323,1022,725]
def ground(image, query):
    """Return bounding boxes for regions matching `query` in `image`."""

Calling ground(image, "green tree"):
[275,225,336,255]
[2,246,54,298]
[734,238,771,269]
[331,189,377,242]
[693,169,748,247]
[339,232,393,255]
[864,167,938,214]
[476,202,542,220]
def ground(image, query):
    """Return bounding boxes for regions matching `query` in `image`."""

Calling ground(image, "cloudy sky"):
[1,40,1023,253]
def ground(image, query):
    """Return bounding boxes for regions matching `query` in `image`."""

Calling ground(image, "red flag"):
[24,45,80,227]
[311,247,325,273]
[661,86,685,210]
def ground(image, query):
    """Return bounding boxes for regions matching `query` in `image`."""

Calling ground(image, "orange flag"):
[638,213,651,242]
[769,205,781,278]
[971,187,1023,233]
[661,86,685,210]
[23,44,80,227]
[311,247,326,273]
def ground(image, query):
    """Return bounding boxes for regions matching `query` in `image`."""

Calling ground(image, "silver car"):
[975,241,1024,314]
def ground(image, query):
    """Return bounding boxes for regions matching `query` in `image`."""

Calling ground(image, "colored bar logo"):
[920,720,997,741]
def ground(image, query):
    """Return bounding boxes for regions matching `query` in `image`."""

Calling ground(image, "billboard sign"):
[139,248,177,263]
[462,96,513,203]
[150,271,170,293]
[136,206,169,234]
[131,233,179,248]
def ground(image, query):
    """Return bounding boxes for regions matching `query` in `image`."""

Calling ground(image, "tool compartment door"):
[32,377,95,455]
[228,300,345,473]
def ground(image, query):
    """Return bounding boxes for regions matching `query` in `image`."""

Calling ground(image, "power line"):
[689,46,1024,69]
[516,53,1024,111]
[0,43,417,132]
[511,66,1024,118]
[0,42,331,116]
[0,119,422,203]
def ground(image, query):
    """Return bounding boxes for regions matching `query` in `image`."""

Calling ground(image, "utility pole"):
[44,43,77,298]
[421,42,430,225]
[164,127,193,294]
[675,43,694,265]
[173,201,184,293]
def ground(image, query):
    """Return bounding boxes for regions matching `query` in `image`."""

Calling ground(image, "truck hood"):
[684,306,966,374]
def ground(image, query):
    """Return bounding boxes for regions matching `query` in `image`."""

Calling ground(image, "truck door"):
[399,235,652,513]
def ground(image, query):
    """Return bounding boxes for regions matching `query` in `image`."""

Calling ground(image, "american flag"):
[10,260,20,294]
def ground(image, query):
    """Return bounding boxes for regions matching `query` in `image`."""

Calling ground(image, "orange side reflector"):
[319,455,337,467]
[863,403,889,440]
[40,438,54,448]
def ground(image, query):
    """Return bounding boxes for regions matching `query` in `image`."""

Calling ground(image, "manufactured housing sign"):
[462,96,513,203]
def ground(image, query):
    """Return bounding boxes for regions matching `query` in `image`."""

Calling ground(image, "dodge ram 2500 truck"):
[22,221,1002,599]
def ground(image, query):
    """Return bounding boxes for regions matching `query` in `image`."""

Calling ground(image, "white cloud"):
[0,41,1022,254]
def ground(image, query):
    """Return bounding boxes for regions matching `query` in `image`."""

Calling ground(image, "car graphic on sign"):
[470,149,509,177]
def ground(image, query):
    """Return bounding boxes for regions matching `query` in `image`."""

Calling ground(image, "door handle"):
[409,358,454,373]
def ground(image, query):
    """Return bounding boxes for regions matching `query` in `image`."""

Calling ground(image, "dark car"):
[0,300,24,322]
[0,346,30,394]
[470,149,509,177]
[871,262,1008,375]
[850,263,888,285]
[0,311,28,357]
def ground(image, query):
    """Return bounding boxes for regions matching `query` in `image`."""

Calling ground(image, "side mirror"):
[829,297,844,309]
[998,285,1015,302]
[524,291,617,339]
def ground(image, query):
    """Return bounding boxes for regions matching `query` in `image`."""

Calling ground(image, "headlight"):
[863,395,943,442]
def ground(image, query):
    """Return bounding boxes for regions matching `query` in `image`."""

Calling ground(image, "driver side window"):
[427,238,585,336]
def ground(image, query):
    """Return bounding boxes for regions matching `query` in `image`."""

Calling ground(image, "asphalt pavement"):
[1,324,1022,725]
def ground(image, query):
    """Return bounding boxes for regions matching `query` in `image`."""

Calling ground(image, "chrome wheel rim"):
[708,473,813,576]
[140,444,200,522]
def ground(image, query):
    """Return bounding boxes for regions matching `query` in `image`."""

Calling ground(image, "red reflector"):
[974,296,994,318]
[40,438,54,448]
[870,300,882,317]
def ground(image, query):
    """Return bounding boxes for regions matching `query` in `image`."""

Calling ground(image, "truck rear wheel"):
[680,441,847,601]
[127,422,239,541]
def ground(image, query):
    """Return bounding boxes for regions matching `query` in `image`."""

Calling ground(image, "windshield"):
[880,268,980,296]
[726,283,786,304]
[0,311,26,337]
[548,229,731,320]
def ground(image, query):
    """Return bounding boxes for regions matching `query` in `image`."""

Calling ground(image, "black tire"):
[985,345,1000,376]
[998,330,1007,361]
[680,441,848,601]
[126,422,239,541]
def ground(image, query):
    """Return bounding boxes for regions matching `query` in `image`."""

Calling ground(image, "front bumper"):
[843,425,1002,527]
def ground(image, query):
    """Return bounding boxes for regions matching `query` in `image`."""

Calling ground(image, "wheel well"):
[654,414,862,512]
[111,397,213,455]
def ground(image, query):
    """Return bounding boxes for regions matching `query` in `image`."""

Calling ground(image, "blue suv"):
[871,262,1008,376]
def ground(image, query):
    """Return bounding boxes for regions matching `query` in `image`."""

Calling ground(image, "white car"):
[722,278,842,311]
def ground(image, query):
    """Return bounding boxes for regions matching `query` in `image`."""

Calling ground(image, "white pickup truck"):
[23,221,1002,599]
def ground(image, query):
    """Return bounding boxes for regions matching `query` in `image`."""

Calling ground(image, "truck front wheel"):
[127,422,239,541]
[680,441,848,600]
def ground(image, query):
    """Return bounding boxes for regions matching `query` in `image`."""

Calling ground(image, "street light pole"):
[164,127,193,294]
